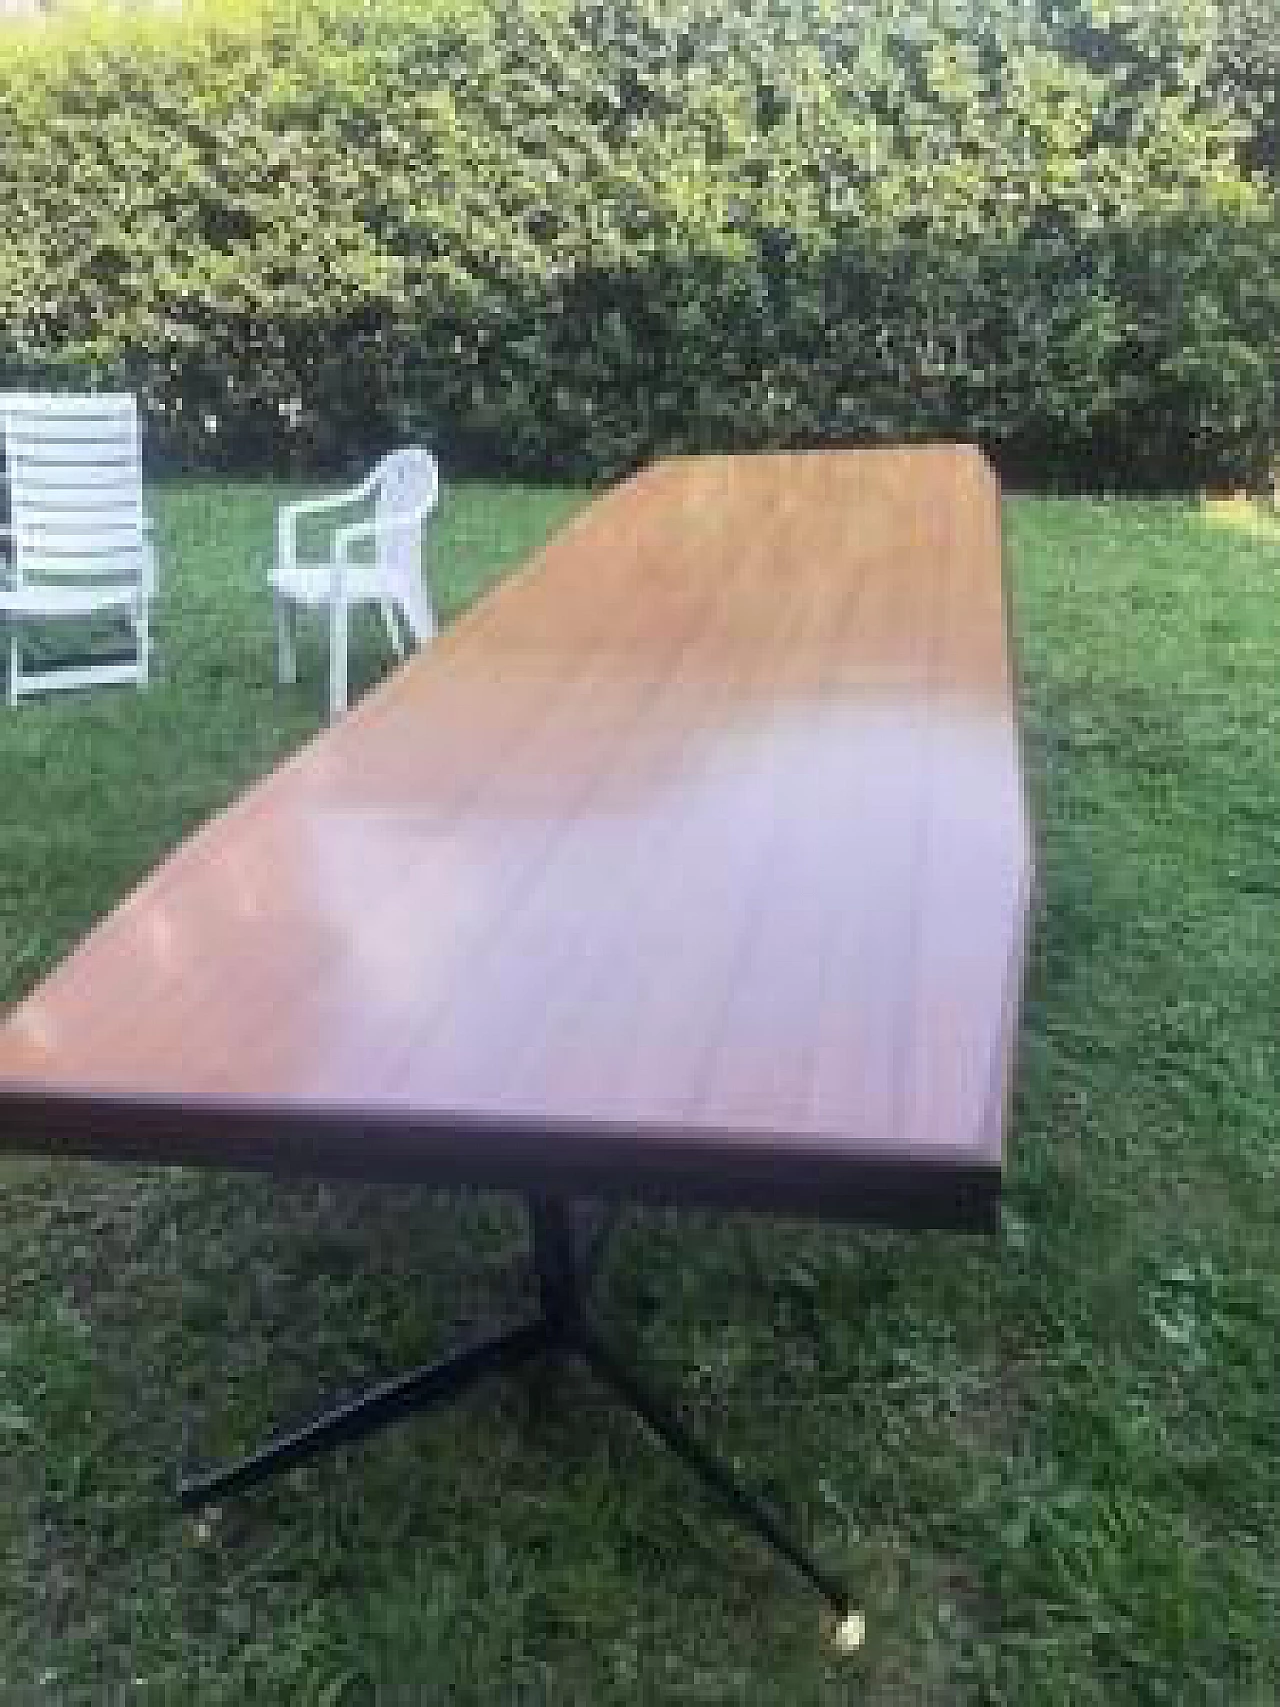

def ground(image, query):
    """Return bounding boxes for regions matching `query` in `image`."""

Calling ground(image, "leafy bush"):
[0,0,1276,487]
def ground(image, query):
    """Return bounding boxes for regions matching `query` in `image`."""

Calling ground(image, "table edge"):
[0,1082,1001,1232]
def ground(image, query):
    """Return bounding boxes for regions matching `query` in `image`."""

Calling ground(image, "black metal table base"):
[178,1197,849,1617]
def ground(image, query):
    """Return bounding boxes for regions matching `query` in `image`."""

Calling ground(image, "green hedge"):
[1,0,1277,488]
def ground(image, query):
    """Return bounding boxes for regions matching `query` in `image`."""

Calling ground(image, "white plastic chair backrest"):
[1,393,146,587]
[373,447,438,586]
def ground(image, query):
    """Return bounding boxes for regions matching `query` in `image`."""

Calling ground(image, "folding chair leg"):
[275,594,298,686]
[6,629,19,708]
[133,598,151,689]
[329,596,349,719]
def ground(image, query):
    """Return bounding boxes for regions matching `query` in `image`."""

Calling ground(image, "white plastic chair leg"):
[275,593,298,686]
[380,600,406,659]
[5,630,17,708]
[329,596,349,719]
[397,581,437,647]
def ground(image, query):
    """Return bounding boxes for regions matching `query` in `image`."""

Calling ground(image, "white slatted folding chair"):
[0,392,154,705]
[271,446,439,720]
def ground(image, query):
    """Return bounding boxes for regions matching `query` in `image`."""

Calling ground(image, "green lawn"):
[1,483,1277,1704]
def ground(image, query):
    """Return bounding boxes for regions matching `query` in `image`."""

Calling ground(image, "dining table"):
[0,444,1032,1635]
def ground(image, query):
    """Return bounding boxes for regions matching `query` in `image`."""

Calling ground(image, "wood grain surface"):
[0,447,1031,1226]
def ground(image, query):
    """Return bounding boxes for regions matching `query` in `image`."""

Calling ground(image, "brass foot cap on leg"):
[829,1610,866,1653]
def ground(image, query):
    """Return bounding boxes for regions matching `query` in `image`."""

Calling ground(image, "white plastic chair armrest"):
[333,510,428,564]
[289,465,383,518]
[277,471,381,573]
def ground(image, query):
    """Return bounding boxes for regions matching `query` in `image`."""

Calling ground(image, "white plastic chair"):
[0,392,154,705]
[271,447,439,719]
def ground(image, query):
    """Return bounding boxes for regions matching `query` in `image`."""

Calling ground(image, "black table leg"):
[178,1316,551,1509]
[528,1196,850,1617]
[177,1194,854,1627]
[573,1319,849,1616]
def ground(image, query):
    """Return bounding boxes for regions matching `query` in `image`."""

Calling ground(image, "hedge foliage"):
[1,0,1277,487]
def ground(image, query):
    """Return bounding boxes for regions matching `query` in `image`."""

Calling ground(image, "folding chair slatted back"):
[4,394,148,587]
[0,392,154,702]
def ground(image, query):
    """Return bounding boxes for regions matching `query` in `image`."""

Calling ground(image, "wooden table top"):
[0,447,1031,1227]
